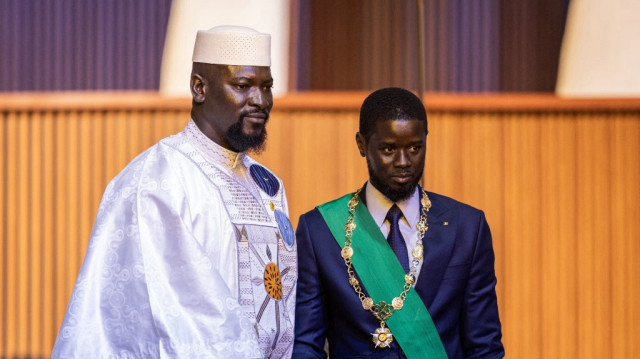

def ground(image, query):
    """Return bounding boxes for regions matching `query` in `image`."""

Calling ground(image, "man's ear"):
[190,74,206,104]
[355,132,366,157]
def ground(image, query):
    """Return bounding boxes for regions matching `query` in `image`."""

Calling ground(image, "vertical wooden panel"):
[53,113,70,332]
[65,112,81,304]
[126,111,141,166]
[610,116,626,356]
[505,114,544,357]
[16,112,30,356]
[539,115,578,358]
[463,114,505,294]
[576,117,612,358]
[427,112,463,194]
[115,111,131,176]
[610,115,640,357]
[4,112,19,356]
[0,111,5,353]
[78,113,93,256]
[502,114,543,357]
[103,111,117,187]
[334,111,369,198]
[281,111,365,221]
[90,112,105,226]
[28,113,43,355]
[41,111,57,353]
[626,117,640,358]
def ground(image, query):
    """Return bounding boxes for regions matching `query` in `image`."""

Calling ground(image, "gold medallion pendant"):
[264,262,283,300]
[371,323,394,348]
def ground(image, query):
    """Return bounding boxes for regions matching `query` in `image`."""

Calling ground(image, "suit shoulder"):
[299,192,354,223]
[298,207,324,224]
[426,191,485,218]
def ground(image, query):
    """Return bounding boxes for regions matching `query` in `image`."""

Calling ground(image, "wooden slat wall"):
[1,92,639,358]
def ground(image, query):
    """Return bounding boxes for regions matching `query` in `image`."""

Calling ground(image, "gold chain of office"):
[340,187,431,348]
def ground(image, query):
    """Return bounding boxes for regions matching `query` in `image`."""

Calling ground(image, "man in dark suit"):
[293,87,504,358]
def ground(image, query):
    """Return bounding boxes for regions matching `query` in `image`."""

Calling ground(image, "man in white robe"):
[52,26,297,358]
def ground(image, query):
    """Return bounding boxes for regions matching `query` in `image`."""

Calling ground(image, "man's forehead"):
[224,65,272,80]
[371,118,426,138]
[375,117,424,128]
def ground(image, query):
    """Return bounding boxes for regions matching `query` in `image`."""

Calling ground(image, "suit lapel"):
[414,192,458,308]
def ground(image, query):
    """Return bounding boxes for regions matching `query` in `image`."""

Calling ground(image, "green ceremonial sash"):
[317,193,448,359]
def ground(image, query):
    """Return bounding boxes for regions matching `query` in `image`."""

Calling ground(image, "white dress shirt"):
[365,181,424,278]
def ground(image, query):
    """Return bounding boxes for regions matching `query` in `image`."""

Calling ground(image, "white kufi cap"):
[192,25,271,66]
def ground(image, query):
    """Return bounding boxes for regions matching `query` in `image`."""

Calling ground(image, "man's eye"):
[264,84,274,90]
[235,84,249,90]
[382,147,394,153]
[410,145,421,151]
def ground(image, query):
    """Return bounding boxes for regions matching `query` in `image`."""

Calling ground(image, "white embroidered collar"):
[183,119,246,169]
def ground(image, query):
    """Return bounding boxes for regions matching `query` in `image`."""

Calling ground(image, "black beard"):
[224,116,267,153]
[367,159,423,203]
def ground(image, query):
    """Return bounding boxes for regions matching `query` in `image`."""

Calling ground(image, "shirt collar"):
[365,181,420,228]
[183,119,246,169]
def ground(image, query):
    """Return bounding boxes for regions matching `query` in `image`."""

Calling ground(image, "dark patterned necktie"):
[385,204,410,273]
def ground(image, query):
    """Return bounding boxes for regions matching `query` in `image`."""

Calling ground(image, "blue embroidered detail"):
[250,164,279,197]
[275,210,295,247]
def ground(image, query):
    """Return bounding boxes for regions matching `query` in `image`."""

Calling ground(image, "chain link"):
[341,188,430,323]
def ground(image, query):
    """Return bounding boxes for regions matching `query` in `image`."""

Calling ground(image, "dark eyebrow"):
[231,76,273,84]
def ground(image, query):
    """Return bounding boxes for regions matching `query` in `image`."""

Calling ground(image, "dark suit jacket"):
[293,190,504,358]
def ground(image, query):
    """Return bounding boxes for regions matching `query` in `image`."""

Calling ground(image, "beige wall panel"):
[1,92,639,358]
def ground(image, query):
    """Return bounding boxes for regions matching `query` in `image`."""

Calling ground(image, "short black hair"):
[358,87,428,140]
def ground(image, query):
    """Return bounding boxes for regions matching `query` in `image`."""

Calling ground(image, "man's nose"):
[248,88,270,109]
[394,149,411,167]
